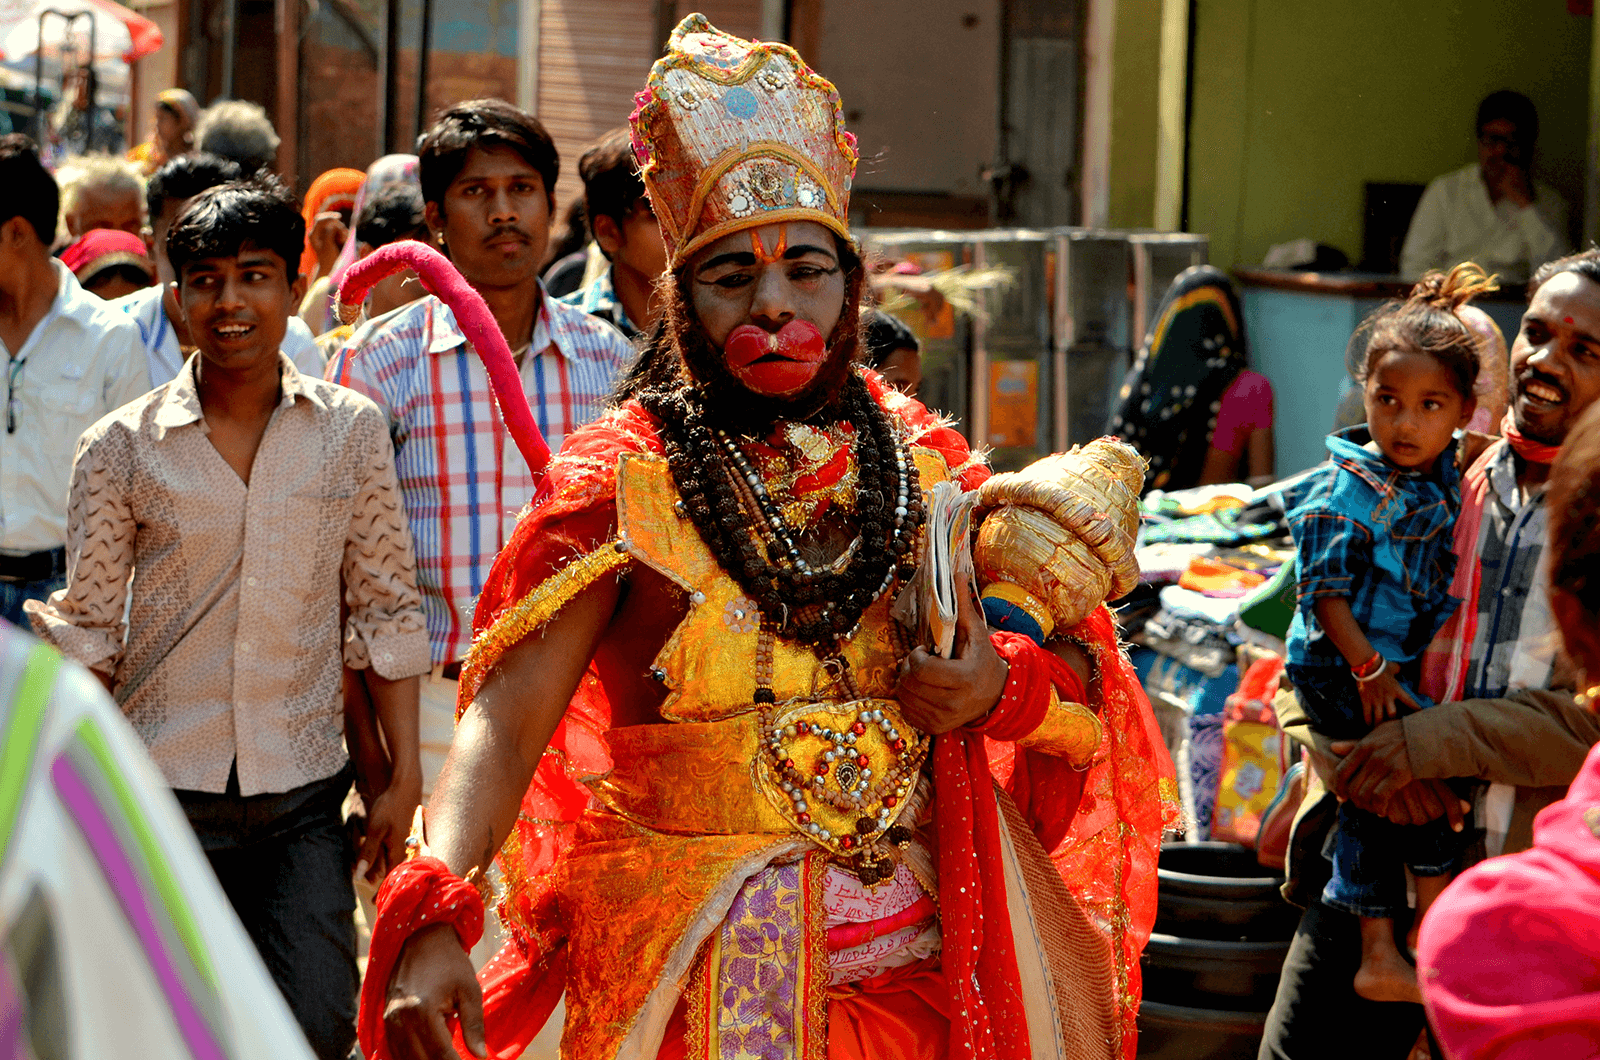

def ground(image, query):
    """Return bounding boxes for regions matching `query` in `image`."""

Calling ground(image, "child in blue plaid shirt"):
[1286,264,1495,1004]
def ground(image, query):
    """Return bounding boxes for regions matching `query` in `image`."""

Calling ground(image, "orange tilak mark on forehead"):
[748,226,789,265]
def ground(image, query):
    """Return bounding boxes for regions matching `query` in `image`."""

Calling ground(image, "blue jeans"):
[0,573,66,628]
[1286,661,1467,919]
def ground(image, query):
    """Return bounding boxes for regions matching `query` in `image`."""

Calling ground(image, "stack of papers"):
[892,480,977,658]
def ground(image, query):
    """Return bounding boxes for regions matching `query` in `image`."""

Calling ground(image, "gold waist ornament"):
[592,697,927,887]
[754,697,928,883]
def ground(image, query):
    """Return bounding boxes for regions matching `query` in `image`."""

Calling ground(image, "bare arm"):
[1246,427,1275,487]
[382,573,620,1060]
[344,664,389,799]
[424,574,618,875]
[1311,595,1375,668]
[354,670,423,884]
[1312,595,1418,724]
[1195,445,1241,487]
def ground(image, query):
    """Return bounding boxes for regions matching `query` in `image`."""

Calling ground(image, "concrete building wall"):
[1186,0,1593,270]
[809,0,1001,202]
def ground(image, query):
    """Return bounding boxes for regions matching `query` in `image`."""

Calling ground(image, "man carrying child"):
[1261,248,1600,1057]
[1283,265,1492,1004]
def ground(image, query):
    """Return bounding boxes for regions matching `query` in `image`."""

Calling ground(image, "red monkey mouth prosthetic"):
[724,320,828,397]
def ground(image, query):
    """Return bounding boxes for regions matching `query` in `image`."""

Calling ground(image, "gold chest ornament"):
[617,449,952,882]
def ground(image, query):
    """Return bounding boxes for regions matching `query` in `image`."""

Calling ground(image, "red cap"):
[61,229,155,284]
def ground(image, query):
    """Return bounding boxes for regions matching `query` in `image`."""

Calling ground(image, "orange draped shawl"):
[456,374,1177,1059]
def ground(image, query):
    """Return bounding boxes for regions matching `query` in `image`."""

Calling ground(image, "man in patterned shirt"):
[327,100,633,796]
[28,181,431,1060]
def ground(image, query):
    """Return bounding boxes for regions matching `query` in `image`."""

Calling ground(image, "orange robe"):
[458,375,1177,1060]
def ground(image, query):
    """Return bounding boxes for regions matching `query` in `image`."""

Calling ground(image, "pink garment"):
[823,861,938,984]
[1416,741,1600,1059]
[1210,369,1273,456]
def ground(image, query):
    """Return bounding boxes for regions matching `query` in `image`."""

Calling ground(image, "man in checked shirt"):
[326,100,635,800]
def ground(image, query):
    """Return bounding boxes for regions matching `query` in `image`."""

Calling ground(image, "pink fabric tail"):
[337,241,552,474]
[1419,442,1497,703]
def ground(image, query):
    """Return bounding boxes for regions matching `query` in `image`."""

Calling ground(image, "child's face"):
[1364,350,1476,470]
[178,245,305,374]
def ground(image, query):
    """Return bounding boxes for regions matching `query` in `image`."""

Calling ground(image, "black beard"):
[648,270,865,436]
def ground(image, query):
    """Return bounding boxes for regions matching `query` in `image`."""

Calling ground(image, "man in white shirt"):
[1401,90,1570,283]
[0,135,150,626]
[115,152,325,386]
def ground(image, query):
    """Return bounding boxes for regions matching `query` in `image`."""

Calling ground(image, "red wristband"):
[1351,650,1385,680]
[357,856,486,1060]
[968,632,1085,742]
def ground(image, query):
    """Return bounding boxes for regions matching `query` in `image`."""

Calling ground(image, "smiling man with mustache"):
[327,100,634,801]
[1259,248,1600,1059]
[357,16,1175,1060]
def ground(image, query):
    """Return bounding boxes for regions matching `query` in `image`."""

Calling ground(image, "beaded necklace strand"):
[644,376,926,656]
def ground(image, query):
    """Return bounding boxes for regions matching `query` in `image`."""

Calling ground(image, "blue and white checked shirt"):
[1286,427,1463,668]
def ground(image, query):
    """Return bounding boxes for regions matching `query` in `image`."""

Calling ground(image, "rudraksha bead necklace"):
[644,375,926,655]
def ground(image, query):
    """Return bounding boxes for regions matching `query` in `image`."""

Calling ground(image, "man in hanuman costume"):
[360,16,1176,1060]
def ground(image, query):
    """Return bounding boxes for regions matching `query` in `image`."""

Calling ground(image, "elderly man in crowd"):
[327,100,633,797]
[56,154,145,240]
[0,135,149,626]
[1259,247,1600,1058]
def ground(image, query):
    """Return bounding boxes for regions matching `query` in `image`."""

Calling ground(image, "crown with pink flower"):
[629,13,859,268]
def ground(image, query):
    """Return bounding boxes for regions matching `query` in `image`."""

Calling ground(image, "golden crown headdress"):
[629,13,858,268]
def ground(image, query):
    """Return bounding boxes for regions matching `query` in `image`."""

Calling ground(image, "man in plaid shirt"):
[1261,250,1600,1058]
[327,100,633,795]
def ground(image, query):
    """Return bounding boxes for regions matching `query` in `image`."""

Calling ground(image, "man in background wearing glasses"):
[1401,89,1570,283]
[0,135,150,625]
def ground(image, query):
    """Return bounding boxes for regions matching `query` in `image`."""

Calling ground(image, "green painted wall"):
[1107,0,1162,229]
[1187,0,1593,271]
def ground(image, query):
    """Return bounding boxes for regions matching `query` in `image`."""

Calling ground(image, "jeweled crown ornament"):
[629,13,859,268]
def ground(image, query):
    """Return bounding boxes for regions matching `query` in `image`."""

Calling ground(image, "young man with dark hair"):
[29,180,431,1060]
[328,99,633,799]
[0,134,149,626]
[114,153,325,385]
[557,126,668,339]
[1401,89,1570,282]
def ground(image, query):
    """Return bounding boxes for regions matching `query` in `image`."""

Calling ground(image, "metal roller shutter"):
[535,0,657,213]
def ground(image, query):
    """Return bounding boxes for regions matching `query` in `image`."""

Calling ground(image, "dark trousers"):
[1258,899,1427,1060]
[176,763,358,1060]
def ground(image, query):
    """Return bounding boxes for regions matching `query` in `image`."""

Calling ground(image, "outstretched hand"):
[897,572,1007,734]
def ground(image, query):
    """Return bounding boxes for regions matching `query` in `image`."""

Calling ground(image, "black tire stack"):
[1137,842,1299,1060]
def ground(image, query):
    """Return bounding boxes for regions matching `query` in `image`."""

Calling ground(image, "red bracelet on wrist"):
[1351,650,1385,680]
[968,632,1085,742]
[357,856,486,1060]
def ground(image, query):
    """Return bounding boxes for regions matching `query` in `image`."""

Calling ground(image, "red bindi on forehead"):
[1567,317,1575,325]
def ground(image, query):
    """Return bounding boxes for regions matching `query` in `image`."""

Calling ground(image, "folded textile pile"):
[1131,482,1301,841]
